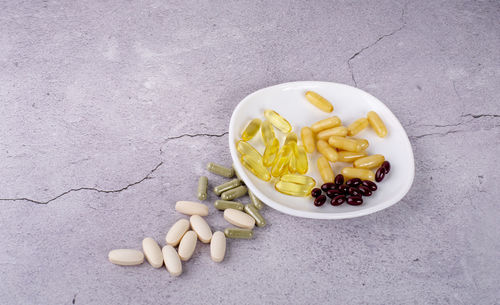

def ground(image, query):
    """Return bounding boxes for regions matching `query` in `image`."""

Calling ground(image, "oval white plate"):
[229,81,414,219]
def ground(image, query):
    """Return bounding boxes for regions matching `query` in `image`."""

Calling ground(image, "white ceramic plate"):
[229,81,414,219]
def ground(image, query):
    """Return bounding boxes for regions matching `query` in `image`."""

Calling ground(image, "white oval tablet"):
[162,245,182,276]
[165,219,190,246]
[178,230,197,261]
[108,249,144,266]
[142,237,163,268]
[189,215,212,243]
[223,208,255,229]
[210,231,226,263]
[175,201,209,216]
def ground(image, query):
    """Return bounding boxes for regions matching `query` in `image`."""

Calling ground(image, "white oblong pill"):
[165,219,190,246]
[210,231,226,263]
[142,237,163,268]
[175,201,209,216]
[162,245,182,276]
[108,249,144,266]
[190,215,212,243]
[178,230,197,261]
[223,208,255,229]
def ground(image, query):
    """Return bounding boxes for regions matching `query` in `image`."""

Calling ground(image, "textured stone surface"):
[1,0,499,304]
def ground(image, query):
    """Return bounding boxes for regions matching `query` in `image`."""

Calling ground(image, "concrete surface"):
[1,0,499,304]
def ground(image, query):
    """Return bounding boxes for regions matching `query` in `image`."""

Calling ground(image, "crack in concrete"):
[410,125,499,139]
[461,113,500,119]
[159,131,228,154]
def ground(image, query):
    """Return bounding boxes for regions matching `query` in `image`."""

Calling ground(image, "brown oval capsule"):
[346,178,361,187]
[311,188,322,198]
[334,174,344,185]
[347,196,363,205]
[314,195,326,206]
[348,187,361,197]
[358,185,372,196]
[361,180,377,191]
[321,183,336,192]
[381,161,391,174]
[338,184,349,194]
[375,167,385,182]
[331,195,346,206]
[326,189,342,198]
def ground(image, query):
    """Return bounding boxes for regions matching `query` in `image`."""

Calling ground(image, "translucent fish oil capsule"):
[280,174,316,188]
[263,137,280,167]
[240,155,271,181]
[275,180,313,197]
[296,145,308,174]
[236,140,262,162]
[264,109,292,133]
[241,118,262,141]
[271,144,292,177]
[305,91,333,113]
[261,120,276,145]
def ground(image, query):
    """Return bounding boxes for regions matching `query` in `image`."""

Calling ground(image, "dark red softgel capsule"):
[358,185,372,196]
[361,180,377,191]
[348,187,361,197]
[334,174,344,185]
[375,167,385,182]
[331,195,346,206]
[346,178,361,187]
[314,195,326,206]
[347,196,363,206]
[321,183,336,192]
[338,184,349,194]
[381,161,391,174]
[311,188,322,198]
[326,189,342,198]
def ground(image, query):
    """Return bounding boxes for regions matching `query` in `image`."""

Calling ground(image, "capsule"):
[321,182,336,192]
[244,204,266,227]
[236,140,262,162]
[197,176,208,200]
[317,156,334,183]
[280,174,316,188]
[271,144,292,177]
[317,140,338,162]
[311,116,341,133]
[311,188,322,197]
[213,179,241,196]
[240,154,271,181]
[264,109,292,133]
[334,174,344,185]
[296,145,308,174]
[275,181,312,197]
[346,178,362,187]
[375,167,386,182]
[221,185,248,200]
[285,132,298,144]
[352,138,369,150]
[362,180,377,191]
[353,154,385,169]
[214,200,244,211]
[358,185,372,196]
[317,126,348,140]
[224,228,253,239]
[367,111,387,137]
[263,137,280,167]
[331,195,346,206]
[210,231,226,262]
[207,162,234,178]
[261,120,276,145]
[300,127,315,153]
[341,167,375,181]
[288,150,297,173]
[347,118,369,136]
[337,151,367,162]
[314,195,327,206]
[248,189,264,210]
[241,118,262,141]
[305,91,333,112]
[381,161,391,174]
[328,136,362,152]
[347,196,363,206]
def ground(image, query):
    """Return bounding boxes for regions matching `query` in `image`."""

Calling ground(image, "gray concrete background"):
[0,0,499,304]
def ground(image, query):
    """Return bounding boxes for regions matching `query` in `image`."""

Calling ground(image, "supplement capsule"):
[358,185,372,196]
[210,231,226,262]
[207,162,234,178]
[300,127,316,153]
[175,201,209,216]
[275,181,312,197]
[341,167,375,181]
[347,117,369,136]
[264,109,292,133]
[142,237,163,268]
[321,183,336,192]
[285,132,298,144]
[317,156,334,183]
[214,179,241,196]
[331,195,346,206]
[224,228,253,239]
[248,189,264,210]
[311,116,341,133]
[317,140,338,162]
[305,91,333,112]
[317,126,348,140]
[288,145,297,173]
[261,120,276,145]
[352,138,369,150]
[334,174,344,185]
[224,208,255,229]
[328,136,362,152]
[214,200,244,211]
[348,187,361,197]
[346,178,362,187]
[280,174,316,188]
[190,215,213,243]
[326,189,342,198]
[314,195,327,206]
[271,144,292,177]
[244,204,266,227]
[221,185,248,200]
[381,161,391,174]
[177,230,197,261]
[166,218,190,246]
[338,184,349,194]
[197,176,208,200]
[236,140,263,162]
[375,167,386,182]
[162,245,182,276]
[296,146,308,174]
[311,188,322,198]
[354,154,385,169]
[367,111,387,137]
[240,155,271,181]
[263,138,280,167]
[241,118,262,141]
[108,249,144,266]
[337,151,367,162]
[347,196,363,206]
[361,180,377,191]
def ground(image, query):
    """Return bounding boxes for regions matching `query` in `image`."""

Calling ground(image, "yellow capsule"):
[305,91,333,113]
[264,109,292,133]
[284,132,298,144]
[300,127,315,153]
[337,151,367,163]
[241,118,261,141]
[275,181,312,197]
[262,138,280,167]
[271,144,291,177]
[317,156,334,183]
[241,155,271,181]
[288,149,297,173]
[367,111,388,137]
[352,138,369,150]
[311,116,341,133]
[328,136,362,152]
[280,174,315,188]
[236,140,262,162]
[353,154,385,169]
[317,140,338,162]
[261,120,275,145]
[341,167,375,181]
[347,118,369,136]
[316,126,348,140]
[296,145,308,174]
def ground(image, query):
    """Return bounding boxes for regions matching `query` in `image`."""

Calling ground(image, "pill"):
[288,144,297,173]
[175,201,209,216]
[166,218,190,246]
[311,188,322,197]
[338,184,349,194]
[375,167,386,182]
[142,237,163,268]
[214,200,244,211]
[162,245,182,276]
[331,195,346,206]
[337,150,367,162]
[300,127,315,153]
[108,249,144,266]
[241,155,271,181]
[214,179,241,196]
[347,118,369,136]
[334,174,344,185]
[263,137,280,167]
[296,145,308,174]
[348,187,362,197]
[367,111,387,137]
[358,185,372,196]
[241,118,262,141]
[346,178,362,187]
[352,138,369,150]
[248,189,264,210]
[190,215,213,243]
[311,116,341,133]
[354,154,385,169]
[326,189,342,198]
[317,156,334,183]
[361,180,377,191]
[381,161,391,174]
[321,182,336,192]
[305,91,333,112]
[264,109,292,133]
[317,140,338,162]
[314,195,326,206]
[275,180,312,197]
[271,144,292,177]
[285,132,298,144]
[341,167,375,181]
[261,120,276,145]
[197,176,208,200]
[244,204,266,227]
[210,231,226,262]
[177,230,197,261]
[317,126,348,140]
[281,174,316,188]
[224,228,253,239]
[221,185,248,201]
[347,196,363,206]
[236,140,263,162]
[328,136,362,152]
[224,208,255,229]
[207,162,234,178]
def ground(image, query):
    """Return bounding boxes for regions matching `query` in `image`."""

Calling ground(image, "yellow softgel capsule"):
[236,140,262,162]
[337,151,367,163]
[262,138,280,167]
[241,155,271,181]
[317,156,334,183]
[261,120,276,145]
[367,111,388,137]
[241,118,261,141]
[280,174,315,188]
[353,154,385,169]
[305,91,333,113]
[317,140,338,162]
[284,132,298,144]
[328,136,362,152]
[352,138,369,150]
[347,118,369,136]
[275,181,312,197]
[300,127,315,153]
[288,150,297,173]
[271,144,292,177]
[317,126,348,140]
[296,145,308,174]
[264,110,292,133]
[341,167,375,181]
[311,116,341,133]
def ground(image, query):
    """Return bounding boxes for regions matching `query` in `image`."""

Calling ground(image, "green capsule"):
[224,228,253,239]
[244,204,266,227]
[213,179,241,196]
[221,185,247,201]
[197,176,208,200]
[207,162,234,178]
[214,200,244,211]
[248,189,264,210]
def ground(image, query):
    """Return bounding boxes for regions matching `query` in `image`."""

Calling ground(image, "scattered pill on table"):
[108,249,144,266]
[162,245,182,276]
[165,218,190,247]
[142,237,163,268]
[210,231,226,262]
[175,201,209,216]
